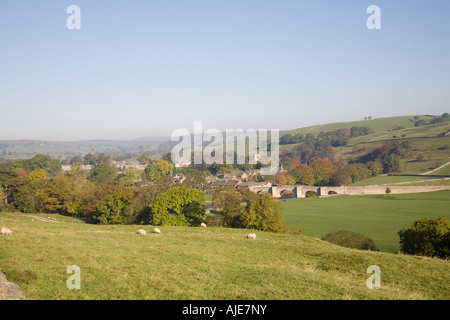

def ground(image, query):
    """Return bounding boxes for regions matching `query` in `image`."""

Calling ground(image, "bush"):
[305,191,317,197]
[206,213,226,227]
[322,230,379,251]
[398,217,450,259]
[240,194,285,233]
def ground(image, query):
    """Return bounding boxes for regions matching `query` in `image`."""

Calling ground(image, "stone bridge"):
[263,185,450,198]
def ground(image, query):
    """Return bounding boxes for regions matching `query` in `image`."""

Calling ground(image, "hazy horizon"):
[1,1,449,141]
[0,112,441,142]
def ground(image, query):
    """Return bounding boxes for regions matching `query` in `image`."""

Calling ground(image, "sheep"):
[153,228,161,234]
[200,223,207,228]
[1,228,12,235]
[136,229,146,235]
[246,233,256,240]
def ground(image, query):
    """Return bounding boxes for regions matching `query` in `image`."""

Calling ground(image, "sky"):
[0,0,449,141]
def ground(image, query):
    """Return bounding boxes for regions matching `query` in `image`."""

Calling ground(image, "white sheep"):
[153,228,161,234]
[136,229,146,235]
[1,228,12,235]
[200,223,207,228]
[246,233,256,240]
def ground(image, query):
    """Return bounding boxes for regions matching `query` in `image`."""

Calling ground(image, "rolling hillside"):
[0,212,449,300]
[281,114,450,176]
[282,115,435,137]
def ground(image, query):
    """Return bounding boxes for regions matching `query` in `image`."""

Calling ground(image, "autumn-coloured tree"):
[274,173,288,185]
[289,164,314,186]
[309,158,336,185]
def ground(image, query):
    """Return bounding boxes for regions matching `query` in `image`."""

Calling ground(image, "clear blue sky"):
[0,0,449,140]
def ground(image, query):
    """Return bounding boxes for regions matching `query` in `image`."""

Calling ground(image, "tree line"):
[0,155,284,232]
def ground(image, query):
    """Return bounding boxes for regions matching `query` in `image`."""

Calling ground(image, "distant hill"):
[0,138,170,159]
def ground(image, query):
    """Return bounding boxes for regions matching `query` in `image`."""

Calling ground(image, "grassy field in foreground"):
[0,211,449,300]
[282,190,450,253]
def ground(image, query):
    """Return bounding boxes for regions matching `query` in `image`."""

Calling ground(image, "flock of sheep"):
[135,223,257,240]
[1,221,257,240]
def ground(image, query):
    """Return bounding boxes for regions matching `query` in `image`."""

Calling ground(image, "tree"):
[118,168,138,187]
[69,162,84,177]
[41,176,71,213]
[5,169,39,213]
[240,194,285,232]
[398,217,450,259]
[70,155,83,164]
[212,187,258,228]
[67,181,133,224]
[137,151,153,165]
[89,163,117,183]
[144,160,174,181]
[182,171,209,192]
[289,164,314,185]
[124,185,164,224]
[25,154,61,173]
[0,187,6,209]
[367,161,383,177]
[274,173,288,185]
[149,186,206,226]
[382,154,400,173]
[309,158,336,185]
[414,119,427,127]
[9,159,24,171]
[83,153,97,165]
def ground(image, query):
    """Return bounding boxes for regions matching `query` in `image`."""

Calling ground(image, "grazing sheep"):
[246,233,256,240]
[153,228,161,234]
[200,223,207,228]
[1,228,12,235]
[136,229,146,235]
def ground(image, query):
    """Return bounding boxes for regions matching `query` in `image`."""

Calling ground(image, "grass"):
[1,211,449,300]
[284,115,434,137]
[281,190,450,253]
[333,135,450,175]
[351,175,440,186]
[397,179,450,187]
[426,162,450,176]
[347,122,450,145]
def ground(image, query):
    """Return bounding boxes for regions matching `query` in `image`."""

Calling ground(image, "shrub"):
[322,230,379,251]
[398,217,450,259]
[305,190,317,197]
[149,186,205,226]
[206,213,226,227]
[240,194,285,233]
